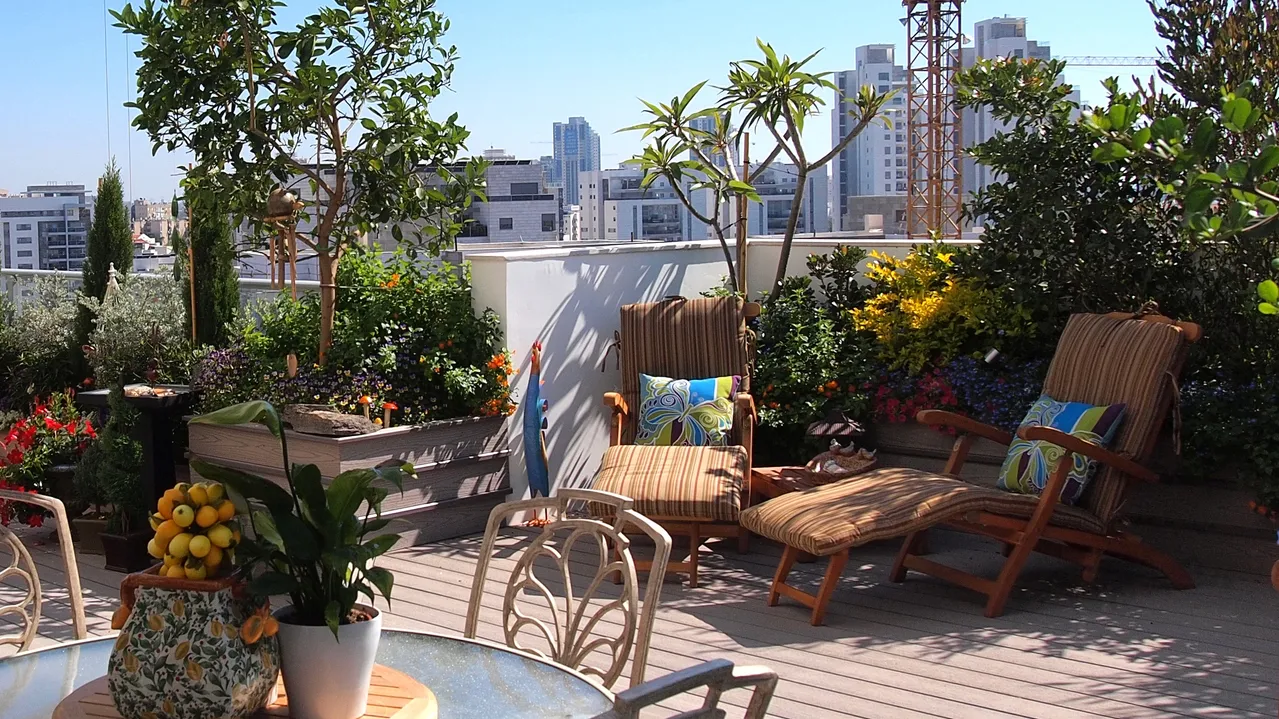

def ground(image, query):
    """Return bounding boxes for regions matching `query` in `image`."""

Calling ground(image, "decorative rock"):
[281,405,376,437]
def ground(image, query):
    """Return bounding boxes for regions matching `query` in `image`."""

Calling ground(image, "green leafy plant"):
[185,191,240,347]
[1,276,81,409]
[624,39,892,299]
[80,273,191,387]
[76,161,134,371]
[74,388,145,534]
[190,401,411,637]
[116,0,486,365]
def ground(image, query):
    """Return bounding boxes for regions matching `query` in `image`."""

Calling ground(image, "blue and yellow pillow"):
[635,373,739,447]
[997,395,1126,504]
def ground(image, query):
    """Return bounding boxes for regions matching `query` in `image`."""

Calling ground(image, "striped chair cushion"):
[591,444,746,522]
[619,298,751,445]
[739,467,1106,557]
[1043,314,1190,527]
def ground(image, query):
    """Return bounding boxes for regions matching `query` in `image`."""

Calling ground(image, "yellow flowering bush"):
[851,243,1031,373]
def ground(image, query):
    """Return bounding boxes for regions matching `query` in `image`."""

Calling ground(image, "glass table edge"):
[3,628,615,701]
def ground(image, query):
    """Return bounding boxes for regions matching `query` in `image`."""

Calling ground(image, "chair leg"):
[768,545,801,607]
[985,534,1039,618]
[1080,547,1104,584]
[811,550,849,626]
[890,531,926,583]
[737,526,751,554]
[688,523,701,589]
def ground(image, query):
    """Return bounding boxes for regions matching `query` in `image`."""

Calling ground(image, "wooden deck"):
[6,521,1277,718]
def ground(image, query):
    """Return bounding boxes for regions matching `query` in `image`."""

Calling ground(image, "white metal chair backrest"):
[591,659,779,719]
[0,490,87,653]
[464,488,672,689]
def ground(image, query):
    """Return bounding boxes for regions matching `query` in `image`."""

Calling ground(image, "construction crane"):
[1058,56,1158,67]
[904,0,964,240]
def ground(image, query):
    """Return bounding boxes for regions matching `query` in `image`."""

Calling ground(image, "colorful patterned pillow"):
[635,373,740,447]
[997,395,1126,504]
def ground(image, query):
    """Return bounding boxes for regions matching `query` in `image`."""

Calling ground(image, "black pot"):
[43,464,77,503]
[101,530,154,573]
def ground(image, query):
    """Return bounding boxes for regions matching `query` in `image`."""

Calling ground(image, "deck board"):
[7,522,1276,718]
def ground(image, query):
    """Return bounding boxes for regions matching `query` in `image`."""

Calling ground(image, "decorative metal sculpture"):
[523,341,550,500]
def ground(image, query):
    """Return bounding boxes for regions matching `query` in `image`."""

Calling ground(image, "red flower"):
[5,450,22,466]
[83,421,96,439]
[44,416,61,431]
[25,514,42,528]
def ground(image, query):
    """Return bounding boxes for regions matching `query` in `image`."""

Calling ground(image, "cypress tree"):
[187,196,239,346]
[77,160,134,356]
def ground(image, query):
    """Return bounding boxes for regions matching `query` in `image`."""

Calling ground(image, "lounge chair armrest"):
[734,392,756,421]
[1018,425,1159,483]
[603,392,629,416]
[917,410,1013,446]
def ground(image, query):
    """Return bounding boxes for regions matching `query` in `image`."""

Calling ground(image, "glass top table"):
[0,629,613,719]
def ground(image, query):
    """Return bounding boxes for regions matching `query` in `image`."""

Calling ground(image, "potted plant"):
[190,400,410,719]
[0,392,97,505]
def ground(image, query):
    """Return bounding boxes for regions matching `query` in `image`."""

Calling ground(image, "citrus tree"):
[115,0,484,364]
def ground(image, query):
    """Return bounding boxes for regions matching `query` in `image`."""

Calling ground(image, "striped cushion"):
[591,444,746,522]
[619,298,750,445]
[1043,314,1189,526]
[740,467,1106,557]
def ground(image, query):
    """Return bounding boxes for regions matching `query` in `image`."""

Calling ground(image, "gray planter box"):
[188,415,510,547]
[870,421,1008,487]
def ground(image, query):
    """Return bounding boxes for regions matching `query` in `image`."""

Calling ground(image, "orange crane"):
[904,0,964,240]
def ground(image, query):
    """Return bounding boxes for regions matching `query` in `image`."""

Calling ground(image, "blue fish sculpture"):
[523,341,550,498]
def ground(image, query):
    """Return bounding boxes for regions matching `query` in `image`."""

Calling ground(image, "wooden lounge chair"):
[591,296,758,587]
[740,310,1200,624]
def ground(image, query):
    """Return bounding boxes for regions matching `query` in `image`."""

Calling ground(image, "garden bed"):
[188,415,510,547]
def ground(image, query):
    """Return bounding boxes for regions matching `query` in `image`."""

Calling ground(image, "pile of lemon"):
[147,481,240,580]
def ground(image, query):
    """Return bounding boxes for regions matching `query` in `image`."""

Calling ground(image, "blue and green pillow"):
[635,373,739,447]
[997,395,1126,504]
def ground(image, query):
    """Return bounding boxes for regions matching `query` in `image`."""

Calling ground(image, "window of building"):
[17,237,31,244]
[16,250,32,257]
[884,184,891,193]
[15,224,31,231]
[499,217,513,230]
[541,213,556,232]
[17,264,32,270]
[878,84,890,92]
[884,147,891,154]
[896,158,906,166]
[510,182,539,195]
[1013,49,1025,59]
[884,133,891,141]
[896,147,904,154]
[896,134,904,142]
[884,159,891,167]
[884,172,891,179]
[893,96,904,105]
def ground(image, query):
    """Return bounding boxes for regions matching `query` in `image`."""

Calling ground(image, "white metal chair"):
[591,659,779,719]
[0,490,87,653]
[464,488,672,688]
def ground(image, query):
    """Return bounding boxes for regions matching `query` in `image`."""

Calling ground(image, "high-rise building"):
[963,16,1078,197]
[829,45,910,231]
[687,114,736,168]
[0,183,90,271]
[551,117,601,206]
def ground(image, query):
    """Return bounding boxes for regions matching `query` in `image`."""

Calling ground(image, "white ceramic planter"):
[274,604,382,719]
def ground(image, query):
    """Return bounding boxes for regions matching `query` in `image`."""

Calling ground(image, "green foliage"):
[80,273,191,387]
[851,244,1032,373]
[76,387,144,533]
[115,0,486,362]
[0,277,82,408]
[187,196,240,347]
[77,161,134,366]
[957,58,1198,343]
[190,401,410,636]
[624,39,893,300]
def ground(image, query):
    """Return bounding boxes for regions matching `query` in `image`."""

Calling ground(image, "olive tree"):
[625,40,891,301]
[115,0,483,363]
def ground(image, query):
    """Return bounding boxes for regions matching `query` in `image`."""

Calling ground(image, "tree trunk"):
[767,169,808,304]
[317,251,337,366]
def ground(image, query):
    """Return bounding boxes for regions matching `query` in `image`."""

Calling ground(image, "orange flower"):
[383,273,401,289]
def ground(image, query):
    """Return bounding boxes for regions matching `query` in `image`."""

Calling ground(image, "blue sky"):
[0,0,1163,201]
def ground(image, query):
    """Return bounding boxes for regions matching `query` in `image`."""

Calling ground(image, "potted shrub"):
[0,391,98,513]
[190,400,410,719]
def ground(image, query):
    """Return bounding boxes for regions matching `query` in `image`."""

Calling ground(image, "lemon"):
[188,484,209,507]
[196,505,219,528]
[147,537,165,559]
[110,605,131,631]
[183,561,207,581]
[207,482,225,503]
[155,520,181,546]
[216,500,236,522]
[172,504,195,528]
[188,534,211,559]
[169,532,193,559]
[207,524,233,549]
[165,564,186,579]
[148,512,164,532]
[163,553,181,567]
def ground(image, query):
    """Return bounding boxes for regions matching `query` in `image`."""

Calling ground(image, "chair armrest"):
[1018,425,1158,483]
[917,409,1013,446]
[603,392,629,416]
[599,659,779,719]
[734,392,756,422]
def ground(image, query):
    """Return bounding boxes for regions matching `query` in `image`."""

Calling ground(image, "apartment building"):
[0,183,91,271]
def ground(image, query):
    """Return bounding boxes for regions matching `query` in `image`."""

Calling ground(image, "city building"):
[462,152,562,243]
[578,162,828,242]
[130,198,185,242]
[687,114,736,168]
[829,45,910,230]
[551,117,601,206]
[963,16,1079,197]
[0,183,91,271]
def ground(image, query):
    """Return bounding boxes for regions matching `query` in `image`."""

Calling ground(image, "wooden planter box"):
[188,416,510,548]
[868,421,1007,487]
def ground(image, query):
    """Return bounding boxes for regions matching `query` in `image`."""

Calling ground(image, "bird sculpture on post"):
[523,341,551,524]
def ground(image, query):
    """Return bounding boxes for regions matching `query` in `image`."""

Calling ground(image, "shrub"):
[868,357,1047,433]
[80,273,191,386]
[0,392,97,523]
[1,276,81,408]
[851,244,1032,373]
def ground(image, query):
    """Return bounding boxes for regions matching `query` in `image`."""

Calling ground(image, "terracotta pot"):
[101,530,154,574]
[108,566,278,719]
[274,604,382,719]
[73,517,109,555]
